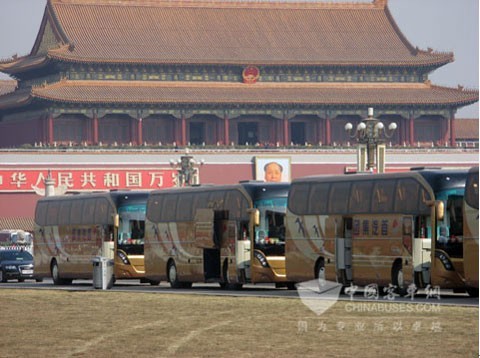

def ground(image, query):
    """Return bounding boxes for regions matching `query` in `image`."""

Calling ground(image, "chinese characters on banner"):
[0,168,178,192]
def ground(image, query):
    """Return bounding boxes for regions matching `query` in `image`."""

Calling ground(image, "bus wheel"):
[51,260,62,285]
[466,287,479,298]
[51,260,72,285]
[392,263,407,296]
[167,261,183,289]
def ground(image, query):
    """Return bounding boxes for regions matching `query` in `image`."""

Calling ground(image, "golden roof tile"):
[29,80,478,107]
[4,0,453,68]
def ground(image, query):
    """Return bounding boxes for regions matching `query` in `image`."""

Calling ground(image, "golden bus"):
[34,191,155,285]
[463,166,478,296]
[144,182,291,288]
[286,168,472,295]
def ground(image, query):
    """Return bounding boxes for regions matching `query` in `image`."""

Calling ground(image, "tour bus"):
[144,182,292,288]
[34,191,154,284]
[286,168,471,295]
[463,166,478,296]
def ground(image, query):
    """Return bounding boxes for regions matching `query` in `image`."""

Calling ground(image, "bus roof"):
[109,191,149,206]
[468,166,479,174]
[37,190,149,205]
[150,184,242,196]
[240,181,290,199]
[292,169,468,191]
[416,169,468,192]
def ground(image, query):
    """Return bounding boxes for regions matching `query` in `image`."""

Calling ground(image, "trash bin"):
[92,256,114,290]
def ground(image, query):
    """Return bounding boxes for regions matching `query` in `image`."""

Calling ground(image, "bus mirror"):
[249,209,260,226]
[436,201,445,221]
[113,214,120,228]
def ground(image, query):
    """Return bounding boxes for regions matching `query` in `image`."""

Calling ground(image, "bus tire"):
[51,260,62,285]
[51,260,72,285]
[392,263,407,296]
[167,260,183,289]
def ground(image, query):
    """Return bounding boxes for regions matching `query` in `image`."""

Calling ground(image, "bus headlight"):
[254,251,269,268]
[435,252,453,271]
[117,251,130,265]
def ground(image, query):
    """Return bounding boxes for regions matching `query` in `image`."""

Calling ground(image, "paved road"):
[0,278,477,307]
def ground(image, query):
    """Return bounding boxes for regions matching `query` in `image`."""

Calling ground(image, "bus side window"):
[372,180,395,213]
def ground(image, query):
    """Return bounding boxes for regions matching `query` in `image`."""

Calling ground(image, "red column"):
[409,115,415,146]
[325,115,331,146]
[47,113,54,145]
[283,116,289,146]
[137,118,143,145]
[92,114,99,144]
[224,114,230,145]
[450,114,456,147]
[181,114,187,146]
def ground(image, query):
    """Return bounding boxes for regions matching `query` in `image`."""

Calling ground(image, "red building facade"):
[0,0,477,148]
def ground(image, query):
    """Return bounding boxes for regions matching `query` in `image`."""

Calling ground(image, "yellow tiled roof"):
[26,80,478,107]
[0,217,35,232]
[0,0,453,69]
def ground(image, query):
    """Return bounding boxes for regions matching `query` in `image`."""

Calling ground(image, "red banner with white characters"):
[0,168,178,192]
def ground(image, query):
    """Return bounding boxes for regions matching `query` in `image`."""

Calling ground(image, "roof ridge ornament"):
[373,0,387,7]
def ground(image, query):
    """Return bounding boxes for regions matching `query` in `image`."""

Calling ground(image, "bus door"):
[335,217,352,284]
[194,209,221,282]
[412,215,431,286]
[236,220,251,281]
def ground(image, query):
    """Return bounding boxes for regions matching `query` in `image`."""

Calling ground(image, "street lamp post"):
[345,108,397,173]
[170,149,205,187]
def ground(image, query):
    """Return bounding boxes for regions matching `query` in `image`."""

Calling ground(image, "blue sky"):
[0,0,478,118]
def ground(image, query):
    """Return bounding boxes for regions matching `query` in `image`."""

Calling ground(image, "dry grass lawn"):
[0,289,477,357]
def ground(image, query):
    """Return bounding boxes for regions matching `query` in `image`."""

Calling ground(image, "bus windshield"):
[117,203,146,255]
[254,197,287,256]
[436,189,465,258]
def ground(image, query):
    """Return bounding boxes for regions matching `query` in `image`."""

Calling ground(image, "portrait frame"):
[255,156,291,183]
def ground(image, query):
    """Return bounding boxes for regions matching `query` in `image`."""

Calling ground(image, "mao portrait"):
[255,157,291,183]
